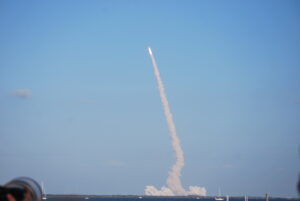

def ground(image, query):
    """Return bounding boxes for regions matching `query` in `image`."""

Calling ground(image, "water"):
[44,195,300,201]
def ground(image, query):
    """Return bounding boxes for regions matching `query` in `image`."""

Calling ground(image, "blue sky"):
[0,0,299,197]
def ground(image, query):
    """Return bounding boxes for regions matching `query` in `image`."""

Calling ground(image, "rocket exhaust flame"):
[145,47,206,196]
[148,47,153,55]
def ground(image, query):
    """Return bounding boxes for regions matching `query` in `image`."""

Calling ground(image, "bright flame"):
[148,47,153,55]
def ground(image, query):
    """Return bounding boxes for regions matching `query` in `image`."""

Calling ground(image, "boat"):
[265,193,269,201]
[214,188,224,201]
[41,182,47,200]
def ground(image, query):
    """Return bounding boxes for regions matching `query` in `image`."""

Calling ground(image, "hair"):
[0,186,25,201]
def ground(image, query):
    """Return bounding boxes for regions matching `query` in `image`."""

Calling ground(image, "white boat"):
[41,182,47,200]
[214,188,224,201]
[265,193,269,201]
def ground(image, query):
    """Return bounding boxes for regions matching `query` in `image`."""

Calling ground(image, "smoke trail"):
[148,47,185,194]
[145,47,206,196]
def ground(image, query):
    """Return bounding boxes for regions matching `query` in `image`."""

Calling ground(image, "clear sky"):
[0,0,299,197]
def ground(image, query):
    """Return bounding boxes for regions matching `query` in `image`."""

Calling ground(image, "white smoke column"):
[148,47,185,195]
[145,47,206,196]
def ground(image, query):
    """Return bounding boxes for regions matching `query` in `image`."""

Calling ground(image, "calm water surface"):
[44,196,300,201]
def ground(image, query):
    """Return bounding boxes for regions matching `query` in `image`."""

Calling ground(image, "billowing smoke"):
[12,88,31,99]
[145,47,206,196]
[145,185,207,196]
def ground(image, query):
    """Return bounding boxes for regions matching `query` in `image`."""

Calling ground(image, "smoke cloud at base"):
[145,185,207,196]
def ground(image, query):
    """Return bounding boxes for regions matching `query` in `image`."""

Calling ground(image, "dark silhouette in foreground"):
[0,177,42,201]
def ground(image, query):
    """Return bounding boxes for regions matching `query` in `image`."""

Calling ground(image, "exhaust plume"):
[145,47,206,196]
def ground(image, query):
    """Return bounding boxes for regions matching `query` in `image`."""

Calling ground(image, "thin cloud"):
[222,164,236,169]
[79,98,97,104]
[12,89,32,99]
[107,160,125,167]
